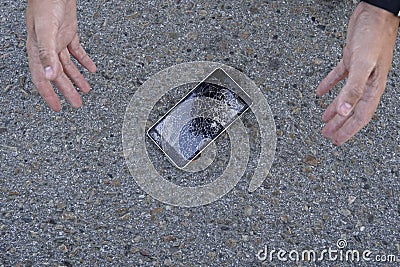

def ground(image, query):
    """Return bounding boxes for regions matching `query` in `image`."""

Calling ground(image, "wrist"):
[358,1,400,34]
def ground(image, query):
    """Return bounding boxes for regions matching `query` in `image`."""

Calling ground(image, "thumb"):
[33,1,65,81]
[336,64,372,117]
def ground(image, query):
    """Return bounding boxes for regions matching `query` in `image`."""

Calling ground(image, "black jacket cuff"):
[361,0,400,16]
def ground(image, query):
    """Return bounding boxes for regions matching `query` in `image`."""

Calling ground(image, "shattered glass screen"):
[147,68,253,169]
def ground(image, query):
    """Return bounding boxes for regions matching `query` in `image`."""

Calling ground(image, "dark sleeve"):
[361,0,400,16]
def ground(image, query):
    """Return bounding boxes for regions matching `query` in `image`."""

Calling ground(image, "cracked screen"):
[147,68,252,169]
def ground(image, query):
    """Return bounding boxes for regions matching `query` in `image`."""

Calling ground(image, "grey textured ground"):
[1,0,399,266]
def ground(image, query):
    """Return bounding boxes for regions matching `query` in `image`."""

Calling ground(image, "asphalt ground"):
[0,0,399,266]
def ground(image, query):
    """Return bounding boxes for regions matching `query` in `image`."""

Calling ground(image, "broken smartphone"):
[147,68,252,169]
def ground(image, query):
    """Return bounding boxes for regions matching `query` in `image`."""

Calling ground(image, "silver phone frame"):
[146,67,253,169]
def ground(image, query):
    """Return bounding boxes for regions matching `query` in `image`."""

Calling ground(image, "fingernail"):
[339,102,352,116]
[44,66,54,80]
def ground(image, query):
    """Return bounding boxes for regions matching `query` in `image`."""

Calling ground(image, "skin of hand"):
[316,2,399,146]
[26,0,96,112]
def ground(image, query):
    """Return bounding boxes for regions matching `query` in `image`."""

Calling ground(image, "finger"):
[316,60,347,96]
[27,39,61,111]
[53,72,83,109]
[59,48,91,94]
[335,61,373,117]
[322,98,338,122]
[331,99,378,145]
[68,35,97,73]
[321,111,351,139]
[33,1,66,80]
[35,78,63,112]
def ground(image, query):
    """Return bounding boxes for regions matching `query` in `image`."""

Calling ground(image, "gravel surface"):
[1,0,399,266]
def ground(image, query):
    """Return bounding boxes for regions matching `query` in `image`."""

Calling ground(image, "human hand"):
[316,2,399,145]
[26,0,96,111]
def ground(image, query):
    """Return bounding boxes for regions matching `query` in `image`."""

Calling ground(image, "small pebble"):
[163,259,172,266]
[199,10,207,16]
[119,213,131,221]
[339,209,351,217]
[348,196,356,205]
[59,244,68,253]
[208,251,217,260]
[304,154,319,166]
[280,214,289,223]
[244,205,254,216]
